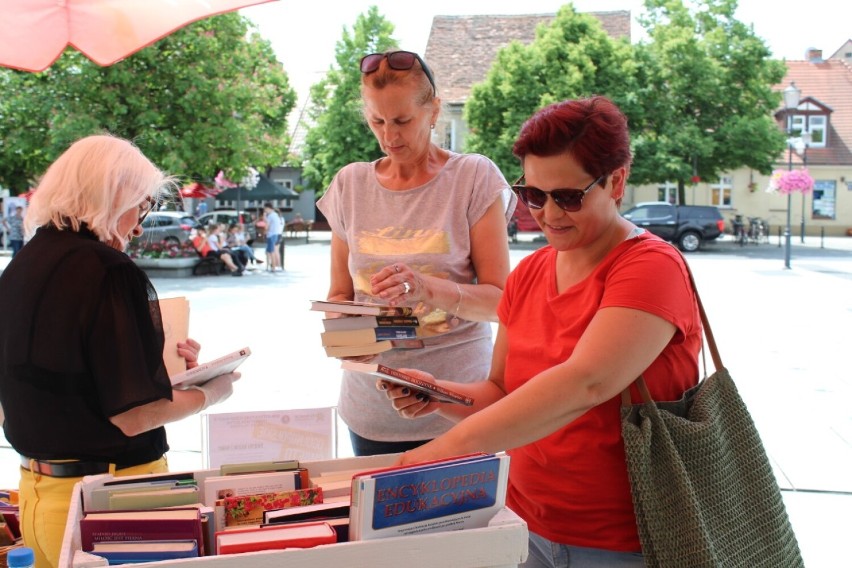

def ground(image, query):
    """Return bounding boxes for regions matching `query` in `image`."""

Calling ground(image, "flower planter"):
[133,257,198,278]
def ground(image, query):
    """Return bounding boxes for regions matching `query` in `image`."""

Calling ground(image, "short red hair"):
[513,96,632,179]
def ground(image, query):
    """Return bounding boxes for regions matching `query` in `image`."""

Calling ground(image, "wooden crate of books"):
[59,454,528,568]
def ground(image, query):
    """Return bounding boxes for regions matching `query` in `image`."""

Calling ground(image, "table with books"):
[60,453,528,568]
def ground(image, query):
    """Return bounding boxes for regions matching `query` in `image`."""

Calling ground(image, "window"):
[791,113,827,147]
[812,180,836,220]
[710,176,733,207]
[657,182,677,204]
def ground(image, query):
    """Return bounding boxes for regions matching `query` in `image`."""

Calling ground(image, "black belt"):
[20,456,113,478]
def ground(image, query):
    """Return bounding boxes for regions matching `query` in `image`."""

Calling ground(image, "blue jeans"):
[523,531,645,568]
[348,429,430,457]
[10,239,23,257]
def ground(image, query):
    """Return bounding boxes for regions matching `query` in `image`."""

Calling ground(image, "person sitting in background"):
[380,96,701,567]
[192,225,244,276]
[227,223,261,265]
[0,134,241,567]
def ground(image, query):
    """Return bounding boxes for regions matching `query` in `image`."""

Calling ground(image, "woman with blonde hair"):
[0,134,240,567]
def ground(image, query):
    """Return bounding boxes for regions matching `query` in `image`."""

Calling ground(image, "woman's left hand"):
[177,338,201,370]
[371,262,424,306]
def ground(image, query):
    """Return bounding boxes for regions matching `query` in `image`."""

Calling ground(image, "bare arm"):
[372,199,511,322]
[109,388,206,437]
[395,307,678,464]
[326,234,355,303]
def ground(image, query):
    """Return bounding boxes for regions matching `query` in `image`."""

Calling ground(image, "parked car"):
[197,209,259,241]
[140,212,198,245]
[621,202,725,252]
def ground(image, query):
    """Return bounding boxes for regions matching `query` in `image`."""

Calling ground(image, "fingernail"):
[401,387,410,396]
[378,382,387,391]
[415,392,427,402]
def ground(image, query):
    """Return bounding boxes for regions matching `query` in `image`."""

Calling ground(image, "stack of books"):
[310,300,422,358]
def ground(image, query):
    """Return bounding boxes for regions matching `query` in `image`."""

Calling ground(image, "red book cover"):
[221,487,323,527]
[79,508,203,552]
[216,521,336,554]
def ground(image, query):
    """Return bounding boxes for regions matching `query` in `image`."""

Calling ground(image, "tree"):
[630,0,787,203]
[0,13,296,193]
[301,6,397,194]
[463,5,639,181]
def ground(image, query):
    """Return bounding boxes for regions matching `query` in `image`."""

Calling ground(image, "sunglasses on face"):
[511,175,606,212]
[138,195,157,224]
[359,50,437,96]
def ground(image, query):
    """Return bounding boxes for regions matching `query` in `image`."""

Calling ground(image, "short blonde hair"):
[26,134,175,247]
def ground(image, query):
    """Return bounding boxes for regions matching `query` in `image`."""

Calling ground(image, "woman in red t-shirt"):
[380,96,701,567]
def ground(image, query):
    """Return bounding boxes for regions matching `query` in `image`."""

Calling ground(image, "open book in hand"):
[170,347,251,389]
[341,361,473,406]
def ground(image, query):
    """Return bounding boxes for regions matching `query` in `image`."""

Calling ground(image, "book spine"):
[374,316,419,326]
[373,326,420,340]
[80,519,202,551]
[377,365,473,406]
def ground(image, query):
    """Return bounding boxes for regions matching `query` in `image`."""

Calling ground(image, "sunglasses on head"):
[360,50,437,96]
[511,174,606,212]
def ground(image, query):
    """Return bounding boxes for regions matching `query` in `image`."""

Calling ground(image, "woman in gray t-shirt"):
[317,50,516,456]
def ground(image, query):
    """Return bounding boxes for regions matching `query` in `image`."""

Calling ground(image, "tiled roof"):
[424,11,631,103]
[776,59,852,166]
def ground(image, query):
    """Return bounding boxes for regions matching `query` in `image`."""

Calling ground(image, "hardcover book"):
[90,539,199,563]
[221,487,323,527]
[324,341,392,358]
[349,453,510,541]
[262,500,350,525]
[170,346,251,388]
[341,361,474,406]
[321,314,420,332]
[310,299,414,317]
[87,478,195,511]
[107,485,200,510]
[79,508,203,552]
[215,521,337,554]
[321,326,422,346]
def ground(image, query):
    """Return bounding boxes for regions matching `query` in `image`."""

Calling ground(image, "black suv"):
[621,202,725,252]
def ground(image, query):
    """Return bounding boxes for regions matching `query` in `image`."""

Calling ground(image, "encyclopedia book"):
[349,452,510,541]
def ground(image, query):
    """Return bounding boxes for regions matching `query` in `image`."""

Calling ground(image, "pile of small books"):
[310,299,422,358]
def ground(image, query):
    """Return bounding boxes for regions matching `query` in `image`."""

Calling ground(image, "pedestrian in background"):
[263,202,283,271]
[6,206,24,257]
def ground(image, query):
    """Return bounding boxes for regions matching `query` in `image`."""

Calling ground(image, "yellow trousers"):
[18,457,168,568]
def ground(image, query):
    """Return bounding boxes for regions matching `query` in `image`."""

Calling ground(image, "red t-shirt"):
[497,233,701,552]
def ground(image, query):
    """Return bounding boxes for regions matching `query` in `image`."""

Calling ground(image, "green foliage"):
[464,5,638,181]
[630,0,787,199]
[301,6,398,194]
[0,13,296,193]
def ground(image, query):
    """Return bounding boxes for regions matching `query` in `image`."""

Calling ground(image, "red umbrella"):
[180,182,220,199]
[0,0,277,73]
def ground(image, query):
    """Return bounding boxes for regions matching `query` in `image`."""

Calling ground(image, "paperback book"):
[310,299,414,317]
[321,314,420,332]
[341,361,474,406]
[324,341,393,358]
[89,539,199,563]
[349,452,510,541]
[202,468,307,507]
[321,326,422,346]
[170,347,251,388]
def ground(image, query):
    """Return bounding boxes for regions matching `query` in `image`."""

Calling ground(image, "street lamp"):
[783,82,801,269]
[797,132,812,243]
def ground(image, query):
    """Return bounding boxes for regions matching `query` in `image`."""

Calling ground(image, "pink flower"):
[767,168,815,195]
[214,170,238,189]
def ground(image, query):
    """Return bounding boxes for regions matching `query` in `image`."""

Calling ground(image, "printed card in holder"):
[171,347,251,389]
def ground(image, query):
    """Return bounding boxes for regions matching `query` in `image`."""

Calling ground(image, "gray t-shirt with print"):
[317,152,515,442]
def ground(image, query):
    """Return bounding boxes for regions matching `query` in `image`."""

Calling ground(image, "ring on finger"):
[403,281,411,294]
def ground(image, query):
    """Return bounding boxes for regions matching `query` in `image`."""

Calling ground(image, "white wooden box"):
[59,454,529,568]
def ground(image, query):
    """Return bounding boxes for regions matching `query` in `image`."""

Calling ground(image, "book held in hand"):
[322,314,420,332]
[341,361,474,406]
[321,326,422,346]
[349,452,510,541]
[324,341,393,358]
[170,347,251,389]
[310,299,413,317]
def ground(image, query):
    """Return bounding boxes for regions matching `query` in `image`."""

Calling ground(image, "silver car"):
[140,212,198,245]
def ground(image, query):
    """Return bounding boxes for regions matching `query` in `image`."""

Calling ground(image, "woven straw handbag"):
[620,259,804,568]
